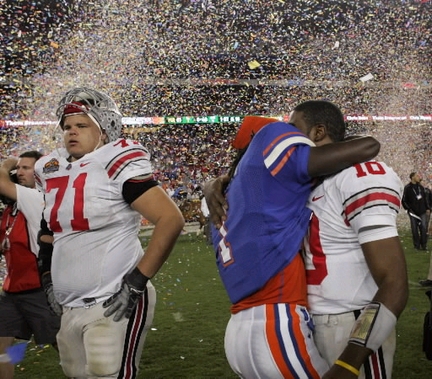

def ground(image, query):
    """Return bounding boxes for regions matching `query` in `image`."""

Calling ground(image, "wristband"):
[349,302,397,351]
[334,360,360,376]
[126,267,150,291]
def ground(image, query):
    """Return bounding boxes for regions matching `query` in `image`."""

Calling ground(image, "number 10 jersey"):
[303,160,403,315]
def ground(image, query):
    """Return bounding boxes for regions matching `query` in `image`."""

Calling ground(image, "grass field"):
[11,228,432,378]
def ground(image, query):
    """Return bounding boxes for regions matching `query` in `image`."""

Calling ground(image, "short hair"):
[19,150,43,161]
[409,172,416,179]
[293,100,346,142]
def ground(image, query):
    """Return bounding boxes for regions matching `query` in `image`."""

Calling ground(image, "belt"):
[83,297,97,308]
[312,309,362,325]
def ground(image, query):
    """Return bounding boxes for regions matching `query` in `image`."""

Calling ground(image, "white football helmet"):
[56,87,123,142]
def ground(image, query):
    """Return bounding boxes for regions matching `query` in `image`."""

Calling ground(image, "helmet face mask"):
[57,87,123,142]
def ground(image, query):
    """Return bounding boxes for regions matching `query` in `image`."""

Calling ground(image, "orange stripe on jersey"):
[231,254,308,314]
[263,131,304,156]
[271,146,295,176]
[107,150,147,179]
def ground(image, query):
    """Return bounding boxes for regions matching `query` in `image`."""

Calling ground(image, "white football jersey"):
[34,139,154,307]
[303,161,403,315]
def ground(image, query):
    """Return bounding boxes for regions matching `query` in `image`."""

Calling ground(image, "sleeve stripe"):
[127,175,154,183]
[264,135,314,170]
[343,188,401,222]
[270,147,296,176]
[263,131,305,155]
[106,150,148,179]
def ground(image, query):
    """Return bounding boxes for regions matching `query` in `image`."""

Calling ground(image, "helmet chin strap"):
[86,112,108,152]
[92,131,105,152]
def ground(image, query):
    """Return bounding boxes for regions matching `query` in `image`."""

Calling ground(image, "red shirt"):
[0,204,41,293]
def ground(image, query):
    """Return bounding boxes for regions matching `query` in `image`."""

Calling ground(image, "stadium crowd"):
[0,0,431,194]
[0,0,429,118]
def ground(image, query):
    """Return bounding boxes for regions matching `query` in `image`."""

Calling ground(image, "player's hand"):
[103,267,149,322]
[41,273,62,316]
[203,175,230,229]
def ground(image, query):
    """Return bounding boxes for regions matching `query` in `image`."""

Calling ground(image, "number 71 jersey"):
[35,139,152,234]
[303,160,403,315]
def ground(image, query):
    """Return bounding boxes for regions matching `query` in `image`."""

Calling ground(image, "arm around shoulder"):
[308,136,380,178]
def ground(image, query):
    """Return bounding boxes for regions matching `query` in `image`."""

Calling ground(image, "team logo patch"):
[43,158,60,174]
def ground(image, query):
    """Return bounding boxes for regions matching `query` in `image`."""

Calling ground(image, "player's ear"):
[101,129,109,144]
[309,124,327,143]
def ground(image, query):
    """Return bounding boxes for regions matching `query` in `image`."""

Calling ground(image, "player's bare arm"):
[308,135,380,178]
[103,185,184,322]
[0,158,18,201]
[131,185,185,278]
[362,236,408,319]
[322,342,370,379]
[323,236,408,378]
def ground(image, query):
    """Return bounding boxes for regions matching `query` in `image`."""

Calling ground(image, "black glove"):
[41,272,62,317]
[103,267,149,322]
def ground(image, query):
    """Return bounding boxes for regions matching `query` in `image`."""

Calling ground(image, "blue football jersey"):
[212,122,315,304]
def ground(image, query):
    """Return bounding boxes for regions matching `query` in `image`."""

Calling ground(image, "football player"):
[303,153,408,378]
[35,88,184,378]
